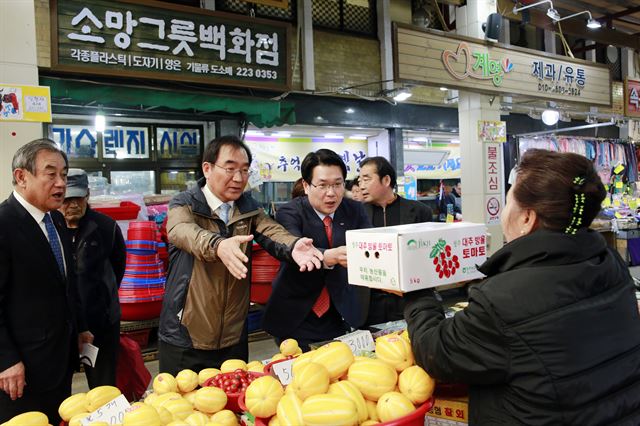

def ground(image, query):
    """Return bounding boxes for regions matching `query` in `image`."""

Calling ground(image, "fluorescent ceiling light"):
[345,108,355,114]
[412,137,429,143]
[350,135,368,140]
[324,134,343,139]
[393,88,412,102]
[273,132,291,137]
[541,109,560,126]
[451,139,460,144]
[246,130,264,136]
[94,113,106,132]
[439,87,448,91]
[587,18,601,29]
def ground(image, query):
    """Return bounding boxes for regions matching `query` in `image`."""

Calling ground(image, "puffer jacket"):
[159,178,298,350]
[404,229,640,425]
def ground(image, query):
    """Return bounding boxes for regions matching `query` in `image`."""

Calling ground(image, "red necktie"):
[311,216,332,317]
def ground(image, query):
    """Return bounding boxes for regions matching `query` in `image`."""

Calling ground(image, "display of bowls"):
[120,299,163,320]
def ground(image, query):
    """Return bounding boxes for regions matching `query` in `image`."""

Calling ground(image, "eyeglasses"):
[213,163,250,177]
[309,182,346,192]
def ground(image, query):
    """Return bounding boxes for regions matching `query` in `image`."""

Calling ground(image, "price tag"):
[80,394,130,426]
[336,330,375,355]
[271,358,295,385]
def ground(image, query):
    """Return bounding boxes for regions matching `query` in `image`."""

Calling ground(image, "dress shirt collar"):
[312,207,334,223]
[202,183,234,215]
[13,190,47,224]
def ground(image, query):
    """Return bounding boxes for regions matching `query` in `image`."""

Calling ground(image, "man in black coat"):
[359,156,433,325]
[0,139,92,424]
[262,149,371,350]
[60,169,126,388]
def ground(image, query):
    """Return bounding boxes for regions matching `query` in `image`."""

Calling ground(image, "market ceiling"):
[500,0,640,50]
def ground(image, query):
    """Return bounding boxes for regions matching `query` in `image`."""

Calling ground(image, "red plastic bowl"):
[202,371,266,413]
[93,201,141,220]
[378,397,435,426]
[120,300,163,320]
[262,357,295,376]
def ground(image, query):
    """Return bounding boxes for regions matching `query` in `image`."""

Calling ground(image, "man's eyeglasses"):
[213,163,250,177]
[309,182,346,192]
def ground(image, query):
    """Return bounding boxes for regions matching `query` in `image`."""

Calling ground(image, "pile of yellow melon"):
[241,333,435,426]
[3,331,434,426]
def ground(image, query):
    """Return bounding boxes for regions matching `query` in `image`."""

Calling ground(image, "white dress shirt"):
[202,184,234,221]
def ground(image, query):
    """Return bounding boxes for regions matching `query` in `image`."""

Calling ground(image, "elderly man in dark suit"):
[262,149,371,350]
[0,139,92,424]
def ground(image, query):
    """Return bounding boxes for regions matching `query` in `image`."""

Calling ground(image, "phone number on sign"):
[236,67,278,79]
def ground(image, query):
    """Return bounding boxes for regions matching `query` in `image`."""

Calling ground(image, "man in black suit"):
[60,169,126,389]
[0,139,92,424]
[262,149,371,350]
[359,156,433,326]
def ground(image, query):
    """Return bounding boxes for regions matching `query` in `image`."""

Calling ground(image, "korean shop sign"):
[50,0,291,91]
[624,79,640,118]
[394,24,611,106]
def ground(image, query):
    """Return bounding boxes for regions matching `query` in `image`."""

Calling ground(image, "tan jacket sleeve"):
[252,209,299,262]
[167,204,222,263]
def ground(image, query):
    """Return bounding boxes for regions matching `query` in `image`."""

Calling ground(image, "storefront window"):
[157,128,201,159]
[50,124,98,158]
[102,126,150,159]
[160,170,197,194]
[110,171,155,195]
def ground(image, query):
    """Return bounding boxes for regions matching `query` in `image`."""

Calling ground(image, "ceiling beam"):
[599,4,640,20]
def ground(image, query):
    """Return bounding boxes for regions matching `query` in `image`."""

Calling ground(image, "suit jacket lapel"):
[9,195,67,284]
[331,205,348,247]
[301,197,331,249]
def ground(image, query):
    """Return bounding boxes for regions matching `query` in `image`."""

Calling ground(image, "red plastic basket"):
[120,300,163,320]
[238,391,271,425]
[250,282,272,305]
[378,397,435,426]
[203,371,266,413]
[94,201,141,220]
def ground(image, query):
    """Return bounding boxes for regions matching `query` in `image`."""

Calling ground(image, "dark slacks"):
[84,322,120,389]
[158,322,248,376]
[0,372,72,425]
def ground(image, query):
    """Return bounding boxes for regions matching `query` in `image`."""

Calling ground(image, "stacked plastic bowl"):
[120,221,165,320]
[250,243,281,304]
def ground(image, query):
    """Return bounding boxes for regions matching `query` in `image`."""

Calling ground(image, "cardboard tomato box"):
[346,222,486,292]
[426,396,469,425]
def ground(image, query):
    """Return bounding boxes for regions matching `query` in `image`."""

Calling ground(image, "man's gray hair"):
[12,138,68,186]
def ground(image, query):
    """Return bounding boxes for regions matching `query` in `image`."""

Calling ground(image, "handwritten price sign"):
[80,394,130,426]
[271,358,295,385]
[336,330,375,354]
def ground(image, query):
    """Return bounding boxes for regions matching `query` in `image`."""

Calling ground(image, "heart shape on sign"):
[442,42,473,80]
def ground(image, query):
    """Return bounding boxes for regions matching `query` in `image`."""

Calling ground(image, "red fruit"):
[445,245,451,251]
[438,271,444,279]
[235,369,244,374]
[440,252,445,260]
[433,257,438,265]
[446,248,451,256]
[451,267,457,275]
[452,255,459,262]
[454,261,460,269]
[448,260,452,268]
[436,264,441,273]
[444,270,451,278]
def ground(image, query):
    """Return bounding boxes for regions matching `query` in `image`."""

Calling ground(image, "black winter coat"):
[73,208,126,331]
[404,229,640,425]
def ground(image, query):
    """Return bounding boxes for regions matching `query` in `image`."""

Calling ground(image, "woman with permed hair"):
[404,149,640,425]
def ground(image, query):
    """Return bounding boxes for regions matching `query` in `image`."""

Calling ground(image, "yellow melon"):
[6,411,48,426]
[290,362,330,400]
[365,399,379,422]
[162,398,194,420]
[184,412,210,426]
[87,385,122,411]
[375,334,415,372]
[123,402,162,426]
[176,369,199,393]
[58,392,89,421]
[220,359,247,373]
[279,338,299,356]
[361,421,379,426]
[376,392,415,422]
[398,365,435,404]
[244,375,284,418]
[276,392,304,426]
[145,392,159,406]
[182,390,197,405]
[68,412,91,426]
[198,368,221,386]
[271,353,286,362]
[154,405,174,426]
[154,373,179,395]
[247,361,266,373]
[400,329,410,343]
[193,387,227,414]
[347,358,397,401]
[166,422,190,426]
[291,351,314,377]
[153,392,182,408]
[328,380,368,423]
[268,415,280,426]
[310,341,354,380]
[209,409,238,426]
[301,394,358,426]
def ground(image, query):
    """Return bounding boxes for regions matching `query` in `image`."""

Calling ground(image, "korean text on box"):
[346,222,486,292]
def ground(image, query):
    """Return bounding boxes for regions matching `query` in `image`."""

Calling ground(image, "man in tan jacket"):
[159,135,323,375]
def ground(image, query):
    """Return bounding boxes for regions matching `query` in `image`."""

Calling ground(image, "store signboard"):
[483,142,503,225]
[157,127,201,159]
[478,121,506,144]
[0,85,52,122]
[103,126,149,159]
[394,24,611,106]
[245,136,367,182]
[51,124,99,158]
[624,79,640,118]
[51,0,291,91]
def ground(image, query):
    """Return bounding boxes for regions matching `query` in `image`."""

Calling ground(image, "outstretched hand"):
[292,237,324,272]
[217,234,254,279]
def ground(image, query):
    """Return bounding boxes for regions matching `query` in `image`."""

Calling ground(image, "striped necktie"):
[43,213,65,276]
